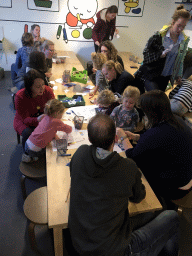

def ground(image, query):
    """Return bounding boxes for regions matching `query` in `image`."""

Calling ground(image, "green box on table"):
[70,67,88,84]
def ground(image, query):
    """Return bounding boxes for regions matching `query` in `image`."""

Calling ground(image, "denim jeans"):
[21,127,35,150]
[144,76,170,92]
[25,142,45,158]
[170,99,188,117]
[124,210,179,256]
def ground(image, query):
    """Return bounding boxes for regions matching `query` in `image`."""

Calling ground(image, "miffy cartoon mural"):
[57,0,98,43]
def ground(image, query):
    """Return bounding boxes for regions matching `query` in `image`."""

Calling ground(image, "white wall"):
[0,0,187,71]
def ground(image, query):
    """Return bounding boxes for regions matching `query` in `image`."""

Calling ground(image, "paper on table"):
[55,78,63,83]
[53,86,58,90]
[85,85,94,90]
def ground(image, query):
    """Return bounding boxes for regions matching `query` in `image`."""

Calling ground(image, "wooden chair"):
[19,157,46,200]
[17,132,20,144]
[23,186,48,255]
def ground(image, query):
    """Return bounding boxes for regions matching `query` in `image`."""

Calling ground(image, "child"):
[89,52,108,98]
[22,99,72,163]
[96,89,120,115]
[110,86,140,132]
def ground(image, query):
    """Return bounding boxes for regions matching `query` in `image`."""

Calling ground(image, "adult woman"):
[13,69,55,156]
[98,40,124,69]
[135,5,190,92]
[31,24,40,42]
[92,5,119,52]
[102,60,134,95]
[11,33,34,82]
[117,90,192,208]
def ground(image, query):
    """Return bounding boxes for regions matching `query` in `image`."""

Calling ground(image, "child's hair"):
[123,86,140,106]
[97,89,115,107]
[44,99,65,117]
[102,60,123,75]
[21,33,34,46]
[91,52,107,70]
[172,4,191,22]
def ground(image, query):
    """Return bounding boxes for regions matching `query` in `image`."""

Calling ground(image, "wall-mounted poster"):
[118,0,145,17]
[27,0,59,12]
[56,0,98,42]
[0,0,12,8]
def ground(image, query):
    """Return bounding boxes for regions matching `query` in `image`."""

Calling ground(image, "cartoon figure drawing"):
[122,0,141,15]
[66,0,98,40]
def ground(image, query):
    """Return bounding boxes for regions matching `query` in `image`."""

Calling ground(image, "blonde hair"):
[96,89,115,107]
[91,52,107,70]
[102,60,123,75]
[123,86,140,106]
[44,99,65,117]
[172,4,191,23]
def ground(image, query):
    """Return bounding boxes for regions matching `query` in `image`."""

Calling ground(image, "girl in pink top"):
[22,99,72,162]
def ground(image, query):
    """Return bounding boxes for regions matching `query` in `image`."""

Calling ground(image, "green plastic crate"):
[70,67,88,84]
[57,94,85,108]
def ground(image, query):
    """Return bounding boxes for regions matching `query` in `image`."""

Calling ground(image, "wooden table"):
[46,51,162,256]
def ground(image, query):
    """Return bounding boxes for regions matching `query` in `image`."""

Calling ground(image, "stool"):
[23,186,48,255]
[19,157,46,200]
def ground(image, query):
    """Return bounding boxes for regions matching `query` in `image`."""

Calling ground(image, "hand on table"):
[116,128,127,139]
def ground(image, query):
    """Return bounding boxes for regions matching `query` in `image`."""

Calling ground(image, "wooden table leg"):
[53,227,63,256]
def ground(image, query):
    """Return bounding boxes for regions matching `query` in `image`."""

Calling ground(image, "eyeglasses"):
[48,49,54,53]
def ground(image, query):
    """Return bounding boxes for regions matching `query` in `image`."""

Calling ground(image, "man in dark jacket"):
[69,114,179,256]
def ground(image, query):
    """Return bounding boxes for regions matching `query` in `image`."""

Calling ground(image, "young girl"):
[110,86,140,132]
[89,52,108,98]
[96,89,120,115]
[22,99,72,162]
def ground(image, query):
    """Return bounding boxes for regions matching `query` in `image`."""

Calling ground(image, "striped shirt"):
[169,79,192,112]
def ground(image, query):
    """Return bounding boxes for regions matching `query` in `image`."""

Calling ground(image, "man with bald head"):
[68,114,179,256]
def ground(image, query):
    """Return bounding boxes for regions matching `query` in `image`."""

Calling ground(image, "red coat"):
[92,8,116,43]
[13,86,55,135]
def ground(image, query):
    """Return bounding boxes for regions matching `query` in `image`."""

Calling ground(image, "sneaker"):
[32,157,39,162]
[22,153,32,163]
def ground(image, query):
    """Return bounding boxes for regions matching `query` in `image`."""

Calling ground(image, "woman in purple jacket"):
[92,5,119,52]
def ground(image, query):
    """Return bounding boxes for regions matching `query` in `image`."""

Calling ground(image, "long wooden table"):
[46,51,162,256]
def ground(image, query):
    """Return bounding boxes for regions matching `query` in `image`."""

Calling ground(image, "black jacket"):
[69,145,146,256]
